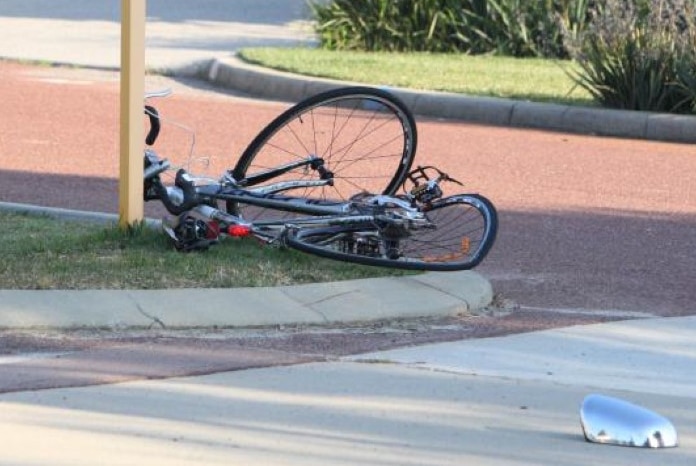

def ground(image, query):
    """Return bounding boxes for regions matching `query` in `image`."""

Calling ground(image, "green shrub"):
[464,0,591,57]
[568,0,696,113]
[309,0,594,58]
[309,0,468,52]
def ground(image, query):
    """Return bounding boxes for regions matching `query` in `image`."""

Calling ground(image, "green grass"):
[239,48,594,106]
[0,212,414,290]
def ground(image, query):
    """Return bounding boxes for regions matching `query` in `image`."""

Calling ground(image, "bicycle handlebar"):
[144,105,160,146]
[145,160,200,215]
[158,169,200,215]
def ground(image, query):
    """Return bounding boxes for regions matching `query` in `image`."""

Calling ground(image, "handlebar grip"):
[144,105,160,146]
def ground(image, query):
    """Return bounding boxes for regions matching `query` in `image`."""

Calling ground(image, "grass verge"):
[238,48,594,106]
[0,211,415,290]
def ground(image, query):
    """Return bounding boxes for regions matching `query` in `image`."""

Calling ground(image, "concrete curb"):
[0,201,160,227]
[0,271,492,329]
[198,56,696,144]
[0,202,493,329]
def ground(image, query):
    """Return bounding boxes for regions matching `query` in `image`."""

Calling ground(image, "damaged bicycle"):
[143,86,497,271]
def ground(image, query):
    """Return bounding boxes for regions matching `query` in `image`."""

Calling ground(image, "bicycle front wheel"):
[229,86,417,221]
[285,194,498,271]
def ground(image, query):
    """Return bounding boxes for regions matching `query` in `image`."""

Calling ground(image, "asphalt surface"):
[1,2,696,463]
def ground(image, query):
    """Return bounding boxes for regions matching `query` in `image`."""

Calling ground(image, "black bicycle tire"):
[285,194,498,271]
[228,86,417,219]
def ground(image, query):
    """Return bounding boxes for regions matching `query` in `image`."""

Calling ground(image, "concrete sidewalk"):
[1,316,694,465]
[0,0,316,70]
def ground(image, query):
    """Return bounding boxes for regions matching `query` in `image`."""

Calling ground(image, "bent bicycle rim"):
[285,194,498,271]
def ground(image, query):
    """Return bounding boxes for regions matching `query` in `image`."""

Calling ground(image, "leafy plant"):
[309,0,594,58]
[310,0,468,52]
[568,0,696,112]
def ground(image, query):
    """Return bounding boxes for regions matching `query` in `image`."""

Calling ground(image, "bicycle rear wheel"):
[285,194,498,271]
[229,86,417,222]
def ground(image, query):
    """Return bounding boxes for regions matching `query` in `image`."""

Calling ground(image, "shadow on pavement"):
[0,169,165,218]
[480,208,696,315]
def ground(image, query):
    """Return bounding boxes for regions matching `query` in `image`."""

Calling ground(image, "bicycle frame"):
[211,158,352,219]
[147,150,427,235]
[202,172,426,229]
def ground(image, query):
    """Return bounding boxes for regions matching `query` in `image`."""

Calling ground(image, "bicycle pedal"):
[410,182,443,204]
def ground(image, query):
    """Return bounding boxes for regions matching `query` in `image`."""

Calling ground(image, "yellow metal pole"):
[119,0,146,228]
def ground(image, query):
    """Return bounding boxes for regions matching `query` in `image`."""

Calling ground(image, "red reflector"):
[227,225,252,237]
[206,221,220,239]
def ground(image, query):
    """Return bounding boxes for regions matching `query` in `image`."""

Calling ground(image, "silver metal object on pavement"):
[580,394,678,448]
